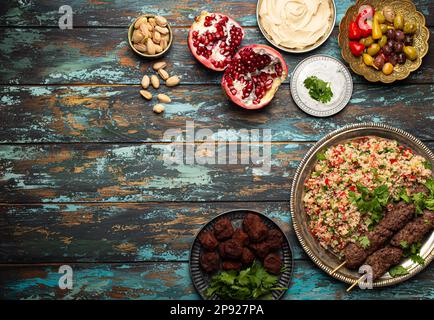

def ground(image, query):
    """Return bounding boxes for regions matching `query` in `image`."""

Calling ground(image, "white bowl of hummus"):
[257,0,336,53]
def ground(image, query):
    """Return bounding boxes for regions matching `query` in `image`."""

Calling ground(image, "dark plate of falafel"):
[189,209,293,300]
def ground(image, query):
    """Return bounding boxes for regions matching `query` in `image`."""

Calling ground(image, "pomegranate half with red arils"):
[188,11,245,71]
[222,44,288,109]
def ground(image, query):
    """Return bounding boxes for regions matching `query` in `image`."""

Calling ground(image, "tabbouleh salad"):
[303,136,433,256]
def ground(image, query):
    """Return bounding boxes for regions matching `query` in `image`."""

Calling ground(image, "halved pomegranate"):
[188,11,245,71]
[221,44,288,109]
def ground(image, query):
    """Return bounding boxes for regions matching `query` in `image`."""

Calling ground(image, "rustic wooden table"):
[0,0,433,300]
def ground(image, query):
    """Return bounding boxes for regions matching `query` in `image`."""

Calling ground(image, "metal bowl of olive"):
[128,14,173,59]
[338,0,429,83]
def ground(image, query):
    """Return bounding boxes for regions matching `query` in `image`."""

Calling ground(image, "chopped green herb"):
[316,151,327,161]
[205,261,285,300]
[425,199,434,211]
[358,236,370,249]
[412,192,426,215]
[389,265,409,277]
[396,188,410,204]
[423,161,432,170]
[424,178,434,196]
[349,184,390,227]
[403,242,425,266]
[400,240,408,249]
[410,254,425,265]
[303,76,333,104]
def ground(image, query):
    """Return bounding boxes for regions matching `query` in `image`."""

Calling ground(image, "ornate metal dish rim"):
[290,123,434,287]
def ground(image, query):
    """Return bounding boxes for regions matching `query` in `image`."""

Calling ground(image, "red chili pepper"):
[349,41,365,57]
[349,185,356,192]
[348,21,362,40]
[356,5,374,37]
[325,178,330,186]
[390,159,397,164]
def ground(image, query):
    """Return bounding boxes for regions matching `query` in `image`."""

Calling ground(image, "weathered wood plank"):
[1,142,433,203]
[1,28,433,85]
[0,202,308,263]
[0,143,310,203]
[1,260,433,299]
[1,84,433,143]
[0,0,432,27]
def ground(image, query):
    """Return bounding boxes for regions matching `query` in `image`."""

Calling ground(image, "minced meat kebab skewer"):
[331,202,415,274]
[346,246,403,292]
[390,209,434,247]
[347,210,434,292]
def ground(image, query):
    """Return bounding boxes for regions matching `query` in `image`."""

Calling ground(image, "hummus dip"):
[259,0,333,49]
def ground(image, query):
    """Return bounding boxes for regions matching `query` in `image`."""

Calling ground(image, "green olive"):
[403,46,418,60]
[380,24,388,33]
[403,21,418,34]
[363,36,374,47]
[363,53,374,67]
[382,62,394,75]
[367,43,381,56]
[394,14,404,30]
[374,12,386,24]
[378,35,388,48]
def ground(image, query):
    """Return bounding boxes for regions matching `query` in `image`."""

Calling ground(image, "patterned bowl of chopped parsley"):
[290,55,353,117]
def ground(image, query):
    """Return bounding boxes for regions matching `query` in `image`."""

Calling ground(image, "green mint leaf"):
[389,265,409,277]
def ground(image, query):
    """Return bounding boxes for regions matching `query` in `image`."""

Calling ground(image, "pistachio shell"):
[154,44,163,53]
[141,75,150,89]
[146,38,156,55]
[160,38,168,49]
[155,26,169,35]
[134,16,147,29]
[153,31,161,43]
[148,18,156,27]
[155,16,168,27]
[157,94,171,103]
[151,75,160,89]
[134,43,147,52]
[140,90,152,100]
[165,75,180,87]
[153,104,165,113]
[153,61,167,70]
[158,68,169,80]
[139,23,149,39]
[132,29,144,43]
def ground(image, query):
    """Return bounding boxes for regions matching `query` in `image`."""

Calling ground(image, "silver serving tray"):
[290,123,434,287]
[256,0,336,53]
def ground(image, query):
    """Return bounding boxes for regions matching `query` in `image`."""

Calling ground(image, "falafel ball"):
[213,218,234,240]
[242,213,269,242]
[200,251,220,273]
[218,242,227,258]
[199,231,219,251]
[241,247,255,265]
[249,241,271,258]
[222,260,242,271]
[232,228,249,246]
[266,229,283,250]
[220,239,243,259]
[264,253,282,275]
